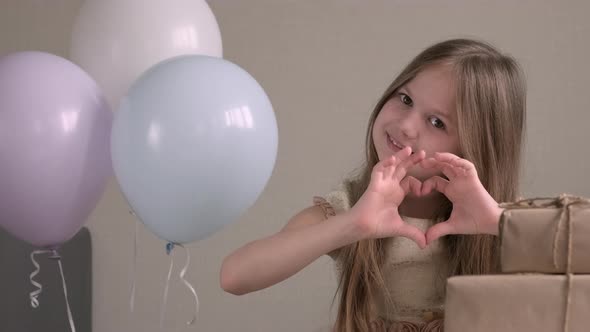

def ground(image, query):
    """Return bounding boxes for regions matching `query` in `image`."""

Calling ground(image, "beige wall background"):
[1,0,589,331]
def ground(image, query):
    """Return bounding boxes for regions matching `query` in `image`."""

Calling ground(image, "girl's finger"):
[382,155,397,167]
[422,175,449,196]
[433,152,469,167]
[433,152,461,163]
[371,164,386,182]
[448,158,477,175]
[422,159,458,179]
[442,163,460,179]
[384,162,396,180]
[400,176,422,197]
[433,153,476,175]
[374,155,396,180]
[396,223,427,249]
[426,221,455,244]
[392,146,412,166]
[383,147,412,180]
[402,149,427,168]
[420,157,439,169]
[394,150,426,180]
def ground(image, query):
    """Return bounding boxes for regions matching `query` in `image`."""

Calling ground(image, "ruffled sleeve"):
[313,188,351,215]
[312,196,336,219]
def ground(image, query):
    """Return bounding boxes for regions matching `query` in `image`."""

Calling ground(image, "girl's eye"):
[429,116,446,130]
[399,93,413,106]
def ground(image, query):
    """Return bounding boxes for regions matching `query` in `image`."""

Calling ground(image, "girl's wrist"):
[485,205,504,236]
[340,210,371,242]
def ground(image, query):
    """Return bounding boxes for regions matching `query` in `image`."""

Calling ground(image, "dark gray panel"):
[0,227,91,332]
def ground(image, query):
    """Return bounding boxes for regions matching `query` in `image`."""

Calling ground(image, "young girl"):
[220,38,526,332]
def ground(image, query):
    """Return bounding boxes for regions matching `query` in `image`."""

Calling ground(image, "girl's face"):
[372,64,461,181]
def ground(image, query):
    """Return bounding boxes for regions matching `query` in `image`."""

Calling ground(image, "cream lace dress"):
[313,187,449,332]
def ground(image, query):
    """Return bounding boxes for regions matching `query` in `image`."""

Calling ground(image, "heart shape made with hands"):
[375,149,502,249]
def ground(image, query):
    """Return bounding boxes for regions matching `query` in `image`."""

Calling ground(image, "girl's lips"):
[387,133,412,153]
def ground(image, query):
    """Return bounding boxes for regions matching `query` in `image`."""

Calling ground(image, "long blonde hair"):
[333,38,527,331]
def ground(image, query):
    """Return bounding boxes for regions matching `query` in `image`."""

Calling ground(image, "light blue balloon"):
[111,55,278,244]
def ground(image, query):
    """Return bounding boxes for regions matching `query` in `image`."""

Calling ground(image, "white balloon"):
[69,0,222,109]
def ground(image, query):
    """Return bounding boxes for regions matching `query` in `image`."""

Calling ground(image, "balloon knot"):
[166,242,175,255]
[48,250,61,260]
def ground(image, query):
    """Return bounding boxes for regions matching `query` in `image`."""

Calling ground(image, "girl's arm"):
[219,205,361,295]
[221,147,425,295]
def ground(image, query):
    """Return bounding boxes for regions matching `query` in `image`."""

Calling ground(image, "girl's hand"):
[420,152,504,245]
[350,147,427,248]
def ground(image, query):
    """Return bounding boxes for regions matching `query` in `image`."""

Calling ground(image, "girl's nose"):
[398,111,419,139]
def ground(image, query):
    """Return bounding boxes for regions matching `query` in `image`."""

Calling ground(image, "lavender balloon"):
[0,51,112,248]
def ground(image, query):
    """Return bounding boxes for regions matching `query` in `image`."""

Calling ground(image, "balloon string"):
[177,244,199,325]
[160,244,175,329]
[129,211,138,313]
[29,250,53,308]
[55,251,77,332]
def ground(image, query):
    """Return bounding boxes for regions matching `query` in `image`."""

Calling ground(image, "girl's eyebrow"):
[401,86,455,125]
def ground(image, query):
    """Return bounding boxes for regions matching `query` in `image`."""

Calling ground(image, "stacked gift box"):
[445,195,590,332]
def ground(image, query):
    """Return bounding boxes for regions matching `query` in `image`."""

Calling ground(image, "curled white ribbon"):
[160,248,175,329]
[159,243,199,329]
[29,250,77,332]
[177,243,199,325]
[29,250,53,308]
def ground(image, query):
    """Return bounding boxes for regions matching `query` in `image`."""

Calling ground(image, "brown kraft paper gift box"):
[444,275,590,332]
[499,195,590,274]
[444,195,590,331]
